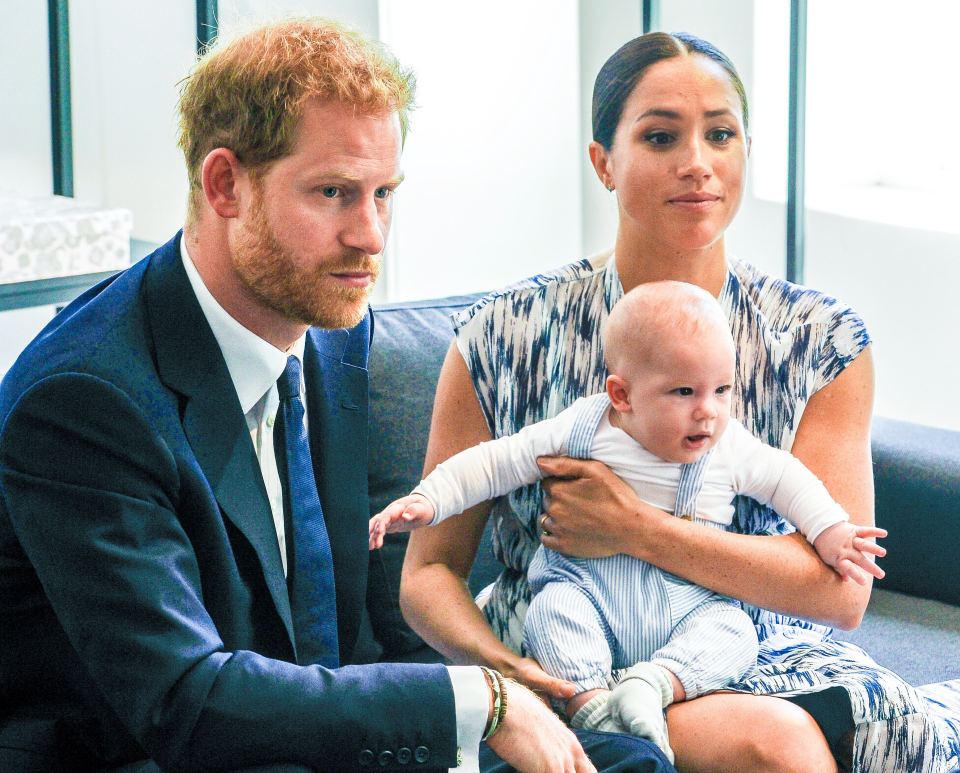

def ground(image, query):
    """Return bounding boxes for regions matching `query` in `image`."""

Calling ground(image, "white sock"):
[569,692,623,733]
[608,663,675,763]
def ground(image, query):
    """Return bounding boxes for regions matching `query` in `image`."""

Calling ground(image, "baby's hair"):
[602,281,732,378]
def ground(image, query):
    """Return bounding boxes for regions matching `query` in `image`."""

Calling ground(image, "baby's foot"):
[608,663,675,763]
[569,691,622,734]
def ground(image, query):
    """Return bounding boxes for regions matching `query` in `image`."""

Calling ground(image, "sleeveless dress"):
[452,251,960,772]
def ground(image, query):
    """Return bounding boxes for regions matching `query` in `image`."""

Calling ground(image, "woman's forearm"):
[401,494,530,674]
[627,510,869,629]
[400,342,524,669]
[538,455,871,630]
[400,537,518,670]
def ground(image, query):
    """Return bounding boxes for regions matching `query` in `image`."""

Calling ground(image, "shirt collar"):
[180,236,306,414]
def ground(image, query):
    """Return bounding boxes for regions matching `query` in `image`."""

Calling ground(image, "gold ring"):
[540,514,551,536]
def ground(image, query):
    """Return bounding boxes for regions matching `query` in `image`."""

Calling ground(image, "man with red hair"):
[0,17,670,773]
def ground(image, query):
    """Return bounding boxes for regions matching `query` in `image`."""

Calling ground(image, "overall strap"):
[566,394,612,459]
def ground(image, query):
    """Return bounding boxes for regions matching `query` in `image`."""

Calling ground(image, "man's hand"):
[812,522,887,585]
[487,678,597,773]
[368,494,436,549]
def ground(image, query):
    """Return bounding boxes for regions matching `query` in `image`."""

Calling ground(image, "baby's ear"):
[606,374,631,413]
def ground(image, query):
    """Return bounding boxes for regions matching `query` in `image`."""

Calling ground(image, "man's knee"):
[574,728,675,772]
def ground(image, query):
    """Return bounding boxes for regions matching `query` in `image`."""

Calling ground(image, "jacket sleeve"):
[0,372,457,771]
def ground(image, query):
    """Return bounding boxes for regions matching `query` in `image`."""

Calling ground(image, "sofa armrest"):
[872,417,960,607]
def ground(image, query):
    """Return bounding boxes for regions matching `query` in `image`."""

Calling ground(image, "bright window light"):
[752,0,960,234]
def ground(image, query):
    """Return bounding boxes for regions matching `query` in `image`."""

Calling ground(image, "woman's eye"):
[708,128,735,144]
[645,131,675,146]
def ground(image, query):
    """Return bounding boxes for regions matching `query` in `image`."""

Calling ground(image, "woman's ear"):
[200,148,245,219]
[588,141,615,192]
[606,374,631,413]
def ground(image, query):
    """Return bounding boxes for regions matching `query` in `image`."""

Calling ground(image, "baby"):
[370,280,885,761]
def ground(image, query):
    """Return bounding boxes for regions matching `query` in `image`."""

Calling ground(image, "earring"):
[606,183,615,192]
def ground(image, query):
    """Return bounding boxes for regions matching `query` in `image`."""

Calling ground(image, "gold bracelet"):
[479,667,503,740]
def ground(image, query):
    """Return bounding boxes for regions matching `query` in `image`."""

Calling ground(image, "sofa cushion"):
[834,588,960,686]
[365,295,485,660]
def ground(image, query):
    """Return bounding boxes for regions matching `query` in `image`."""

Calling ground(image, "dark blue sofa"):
[362,295,960,692]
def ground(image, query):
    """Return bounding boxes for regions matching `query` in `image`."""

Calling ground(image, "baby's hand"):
[368,494,436,550]
[812,522,887,585]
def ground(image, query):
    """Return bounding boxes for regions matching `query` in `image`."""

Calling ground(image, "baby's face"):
[617,327,735,464]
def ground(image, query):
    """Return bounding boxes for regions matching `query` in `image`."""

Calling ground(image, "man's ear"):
[606,374,631,413]
[588,141,615,192]
[200,148,245,219]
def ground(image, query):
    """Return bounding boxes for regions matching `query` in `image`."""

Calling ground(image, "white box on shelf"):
[0,194,133,284]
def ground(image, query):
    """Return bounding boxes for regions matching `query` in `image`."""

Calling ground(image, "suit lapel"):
[304,318,370,661]
[143,235,294,645]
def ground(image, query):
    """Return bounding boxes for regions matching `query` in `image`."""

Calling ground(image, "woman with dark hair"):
[402,32,958,771]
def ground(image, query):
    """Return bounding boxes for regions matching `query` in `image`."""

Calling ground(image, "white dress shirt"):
[179,239,486,771]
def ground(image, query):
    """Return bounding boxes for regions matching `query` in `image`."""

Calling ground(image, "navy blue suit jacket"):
[0,234,456,771]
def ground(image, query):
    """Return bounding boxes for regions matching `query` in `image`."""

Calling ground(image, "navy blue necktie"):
[274,355,339,667]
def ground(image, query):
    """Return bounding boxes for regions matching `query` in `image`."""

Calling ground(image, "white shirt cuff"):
[447,665,488,772]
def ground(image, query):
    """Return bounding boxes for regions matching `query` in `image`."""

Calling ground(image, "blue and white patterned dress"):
[453,251,960,772]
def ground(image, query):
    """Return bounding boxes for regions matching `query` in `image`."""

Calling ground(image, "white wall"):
[378,0,583,299]
[0,2,52,197]
[0,2,58,367]
[70,1,196,243]
[578,0,643,256]
[217,0,379,38]
[806,213,960,430]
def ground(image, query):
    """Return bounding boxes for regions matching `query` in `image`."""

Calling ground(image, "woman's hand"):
[537,456,664,559]
[502,655,578,704]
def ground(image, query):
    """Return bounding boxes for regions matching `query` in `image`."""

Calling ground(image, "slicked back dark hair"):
[592,31,749,150]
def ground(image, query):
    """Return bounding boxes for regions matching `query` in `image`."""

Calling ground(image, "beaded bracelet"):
[493,672,509,725]
[479,666,507,740]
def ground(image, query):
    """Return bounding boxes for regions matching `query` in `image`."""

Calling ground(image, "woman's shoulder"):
[728,256,866,331]
[727,257,872,392]
[452,251,612,332]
